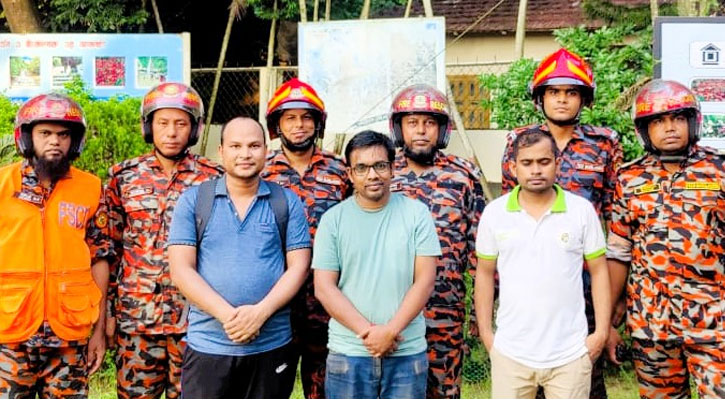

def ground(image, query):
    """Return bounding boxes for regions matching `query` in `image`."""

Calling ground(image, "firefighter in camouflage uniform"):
[501,48,623,399]
[389,83,486,399]
[104,83,223,399]
[0,94,110,398]
[606,79,725,399]
[261,78,351,399]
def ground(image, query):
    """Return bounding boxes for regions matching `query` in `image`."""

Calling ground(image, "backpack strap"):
[194,178,289,251]
[194,178,219,244]
[266,181,289,252]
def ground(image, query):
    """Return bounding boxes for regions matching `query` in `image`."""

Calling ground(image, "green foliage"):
[248,0,406,21]
[0,96,20,166]
[38,0,149,32]
[0,77,149,178]
[479,25,652,161]
[582,0,678,29]
[63,76,151,180]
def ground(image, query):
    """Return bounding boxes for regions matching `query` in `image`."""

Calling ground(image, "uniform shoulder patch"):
[95,211,108,228]
[580,124,620,141]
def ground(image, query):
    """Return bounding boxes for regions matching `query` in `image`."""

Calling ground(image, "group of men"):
[0,46,722,400]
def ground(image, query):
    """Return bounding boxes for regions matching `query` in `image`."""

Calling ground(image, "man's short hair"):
[220,116,266,145]
[512,127,559,160]
[344,130,395,165]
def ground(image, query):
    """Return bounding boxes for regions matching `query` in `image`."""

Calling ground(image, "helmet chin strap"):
[278,127,317,153]
[155,146,189,162]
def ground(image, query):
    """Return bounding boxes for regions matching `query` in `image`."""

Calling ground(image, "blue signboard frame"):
[0,33,190,101]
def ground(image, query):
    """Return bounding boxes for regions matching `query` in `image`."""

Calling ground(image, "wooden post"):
[325,0,331,20]
[314,0,320,21]
[421,0,433,18]
[514,0,527,59]
[446,78,496,202]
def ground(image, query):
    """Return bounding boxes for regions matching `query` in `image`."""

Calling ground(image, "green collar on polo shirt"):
[507,184,566,213]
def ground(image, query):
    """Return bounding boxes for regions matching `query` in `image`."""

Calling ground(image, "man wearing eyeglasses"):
[389,84,486,398]
[314,131,441,399]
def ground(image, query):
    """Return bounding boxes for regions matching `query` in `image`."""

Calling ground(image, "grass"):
[90,353,641,399]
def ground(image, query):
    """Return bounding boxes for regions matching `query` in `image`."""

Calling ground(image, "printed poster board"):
[0,33,190,101]
[655,17,725,149]
[298,17,446,148]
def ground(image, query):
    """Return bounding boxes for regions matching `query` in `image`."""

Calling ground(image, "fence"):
[190,61,512,129]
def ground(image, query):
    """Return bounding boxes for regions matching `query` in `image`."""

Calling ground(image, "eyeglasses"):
[351,161,391,176]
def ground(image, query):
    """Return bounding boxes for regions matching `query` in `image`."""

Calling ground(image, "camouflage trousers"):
[425,323,464,399]
[115,332,185,399]
[291,316,329,398]
[632,339,725,399]
[0,343,87,399]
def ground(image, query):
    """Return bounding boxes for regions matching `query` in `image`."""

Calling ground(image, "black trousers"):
[181,342,296,399]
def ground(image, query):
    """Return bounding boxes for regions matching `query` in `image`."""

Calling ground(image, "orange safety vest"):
[0,162,103,343]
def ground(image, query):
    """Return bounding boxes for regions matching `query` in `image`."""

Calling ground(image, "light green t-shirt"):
[312,193,442,357]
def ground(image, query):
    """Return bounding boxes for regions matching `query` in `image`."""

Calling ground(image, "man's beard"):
[403,145,436,165]
[33,155,71,182]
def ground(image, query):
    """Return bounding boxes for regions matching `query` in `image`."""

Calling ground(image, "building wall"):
[445,32,559,64]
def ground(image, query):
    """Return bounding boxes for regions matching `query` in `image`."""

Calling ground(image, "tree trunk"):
[299,0,307,22]
[0,0,42,33]
[200,0,239,155]
[151,0,164,33]
[325,0,331,20]
[360,0,370,19]
[267,0,278,67]
[650,0,659,25]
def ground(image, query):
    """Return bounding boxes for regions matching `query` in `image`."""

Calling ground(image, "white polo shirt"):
[476,185,605,369]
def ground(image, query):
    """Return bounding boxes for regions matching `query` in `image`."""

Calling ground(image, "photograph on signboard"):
[136,56,168,88]
[10,56,41,88]
[691,78,725,102]
[702,114,725,138]
[95,56,125,87]
[52,56,83,88]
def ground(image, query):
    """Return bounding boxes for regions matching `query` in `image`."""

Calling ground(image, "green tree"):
[247,0,406,20]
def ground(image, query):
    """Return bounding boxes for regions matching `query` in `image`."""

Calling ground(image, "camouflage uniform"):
[0,161,109,399]
[391,150,485,399]
[261,147,351,399]
[502,123,623,399]
[608,145,725,399]
[106,152,223,399]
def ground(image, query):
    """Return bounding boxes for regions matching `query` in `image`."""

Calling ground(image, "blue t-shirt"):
[168,177,311,356]
[312,193,442,357]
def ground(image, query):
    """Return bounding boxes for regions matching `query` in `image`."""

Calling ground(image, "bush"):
[480,25,652,161]
[0,77,150,178]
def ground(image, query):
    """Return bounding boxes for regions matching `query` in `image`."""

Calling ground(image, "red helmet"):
[632,79,702,153]
[389,84,452,148]
[14,93,86,160]
[530,48,595,107]
[141,82,204,146]
[266,78,326,140]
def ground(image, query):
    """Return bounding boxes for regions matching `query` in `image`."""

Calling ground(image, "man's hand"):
[605,326,624,365]
[611,297,627,327]
[87,327,106,375]
[359,325,402,358]
[481,330,494,353]
[104,316,116,349]
[223,304,270,344]
[585,330,608,362]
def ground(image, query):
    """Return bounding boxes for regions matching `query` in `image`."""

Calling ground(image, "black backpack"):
[194,178,289,250]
